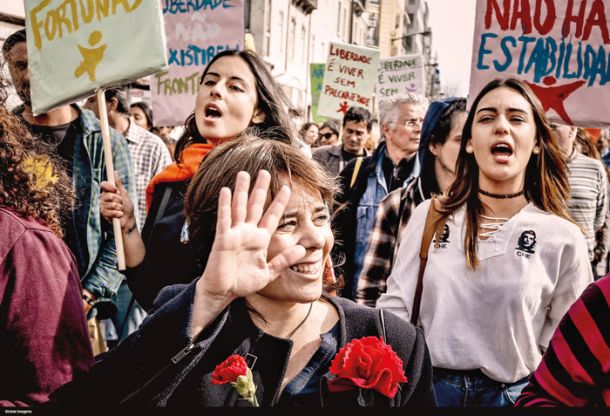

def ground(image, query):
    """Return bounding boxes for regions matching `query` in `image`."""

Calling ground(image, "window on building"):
[279,11,285,54]
[263,0,271,55]
[367,13,379,46]
[301,25,307,63]
[343,8,348,39]
[408,13,414,26]
[409,0,416,4]
[244,0,251,31]
[264,0,271,32]
[337,3,342,36]
[289,17,296,61]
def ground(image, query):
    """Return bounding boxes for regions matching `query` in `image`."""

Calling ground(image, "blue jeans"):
[433,368,529,407]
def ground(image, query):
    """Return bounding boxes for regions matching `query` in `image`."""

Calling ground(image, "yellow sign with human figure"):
[25,0,167,115]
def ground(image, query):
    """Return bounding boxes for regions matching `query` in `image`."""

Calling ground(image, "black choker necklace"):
[478,188,525,199]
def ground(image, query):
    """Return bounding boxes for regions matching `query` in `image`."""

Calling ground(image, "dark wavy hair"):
[439,78,571,269]
[0,68,73,237]
[174,50,296,161]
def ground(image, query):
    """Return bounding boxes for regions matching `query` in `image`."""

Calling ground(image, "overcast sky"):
[426,0,477,97]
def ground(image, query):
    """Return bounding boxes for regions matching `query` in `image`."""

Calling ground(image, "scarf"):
[145,143,214,211]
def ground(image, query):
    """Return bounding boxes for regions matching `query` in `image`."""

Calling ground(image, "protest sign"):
[25,0,167,115]
[25,0,168,269]
[310,63,327,123]
[317,42,379,119]
[151,0,244,127]
[377,54,426,98]
[470,0,610,127]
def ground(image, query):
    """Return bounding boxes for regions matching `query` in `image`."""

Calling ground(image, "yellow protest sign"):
[25,0,167,115]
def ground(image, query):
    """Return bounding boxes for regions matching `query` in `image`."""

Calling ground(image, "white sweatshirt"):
[377,199,593,383]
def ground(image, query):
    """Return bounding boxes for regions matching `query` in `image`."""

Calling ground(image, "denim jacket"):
[352,144,419,297]
[73,107,137,303]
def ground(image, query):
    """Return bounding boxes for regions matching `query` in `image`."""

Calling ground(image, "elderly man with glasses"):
[332,94,428,300]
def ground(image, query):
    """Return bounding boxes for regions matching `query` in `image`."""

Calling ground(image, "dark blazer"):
[313,144,344,177]
[313,144,370,178]
[50,282,434,408]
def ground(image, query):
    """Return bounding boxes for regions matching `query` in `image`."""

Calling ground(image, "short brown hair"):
[185,129,339,271]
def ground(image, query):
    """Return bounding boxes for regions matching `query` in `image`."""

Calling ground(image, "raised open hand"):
[196,170,307,303]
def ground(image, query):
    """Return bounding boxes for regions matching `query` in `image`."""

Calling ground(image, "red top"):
[0,207,94,406]
[516,275,610,407]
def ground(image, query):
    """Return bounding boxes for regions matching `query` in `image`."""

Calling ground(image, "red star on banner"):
[337,101,349,114]
[526,76,586,126]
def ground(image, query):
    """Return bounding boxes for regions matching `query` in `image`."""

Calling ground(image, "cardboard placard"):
[150,0,244,127]
[470,0,610,127]
[317,42,379,119]
[26,0,167,115]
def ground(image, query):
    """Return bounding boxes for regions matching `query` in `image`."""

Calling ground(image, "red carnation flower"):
[212,354,248,385]
[328,336,407,399]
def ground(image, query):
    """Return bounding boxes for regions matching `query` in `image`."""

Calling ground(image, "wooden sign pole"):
[96,87,126,271]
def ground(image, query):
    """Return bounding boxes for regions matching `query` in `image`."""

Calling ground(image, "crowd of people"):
[2,25,610,408]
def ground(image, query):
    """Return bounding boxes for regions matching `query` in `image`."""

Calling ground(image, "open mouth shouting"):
[490,142,513,164]
[204,104,223,120]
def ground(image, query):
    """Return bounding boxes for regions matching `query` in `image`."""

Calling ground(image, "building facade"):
[246,0,369,124]
[403,0,440,97]
[366,0,411,58]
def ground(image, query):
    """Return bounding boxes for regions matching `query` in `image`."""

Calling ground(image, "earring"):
[532,145,540,154]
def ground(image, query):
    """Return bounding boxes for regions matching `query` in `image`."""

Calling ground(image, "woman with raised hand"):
[49,135,434,408]
[100,50,296,311]
[377,78,592,407]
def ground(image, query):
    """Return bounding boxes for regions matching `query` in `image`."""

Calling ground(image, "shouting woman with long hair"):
[377,78,592,407]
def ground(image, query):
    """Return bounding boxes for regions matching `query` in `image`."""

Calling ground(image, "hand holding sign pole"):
[26,0,168,271]
[96,88,126,270]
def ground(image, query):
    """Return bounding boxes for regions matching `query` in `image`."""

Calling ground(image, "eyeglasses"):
[320,132,336,140]
[403,118,424,128]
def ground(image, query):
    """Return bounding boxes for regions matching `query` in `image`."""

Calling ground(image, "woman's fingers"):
[231,172,250,225]
[105,209,124,219]
[259,185,291,234]
[101,180,117,193]
[101,193,123,207]
[216,187,232,235]
[246,170,271,224]
[268,245,306,278]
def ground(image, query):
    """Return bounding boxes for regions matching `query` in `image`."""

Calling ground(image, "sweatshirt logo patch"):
[516,230,536,258]
[433,224,450,248]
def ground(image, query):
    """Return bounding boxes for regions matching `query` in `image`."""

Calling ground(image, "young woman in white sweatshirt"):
[377,78,592,407]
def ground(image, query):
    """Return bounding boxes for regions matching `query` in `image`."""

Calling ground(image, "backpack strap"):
[410,198,446,326]
[349,157,364,189]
